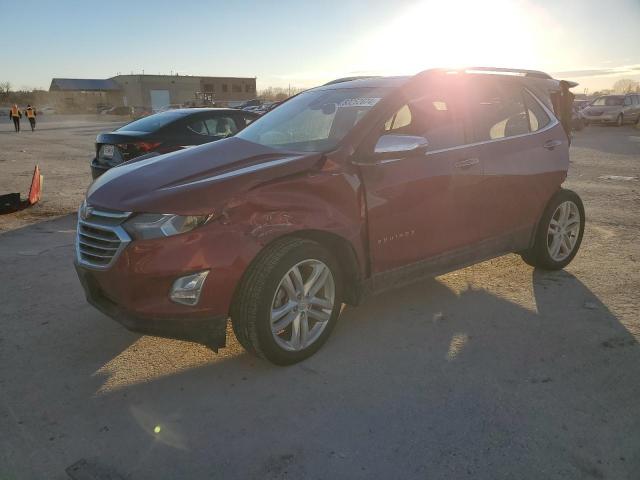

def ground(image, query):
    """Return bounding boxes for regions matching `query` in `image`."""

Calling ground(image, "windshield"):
[591,96,624,107]
[117,111,186,132]
[235,87,390,152]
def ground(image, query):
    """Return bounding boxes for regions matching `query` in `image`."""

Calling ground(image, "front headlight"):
[123,213,213,240]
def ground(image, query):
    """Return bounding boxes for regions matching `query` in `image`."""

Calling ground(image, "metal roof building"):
[49,78,121,92]
[48,75,256,112]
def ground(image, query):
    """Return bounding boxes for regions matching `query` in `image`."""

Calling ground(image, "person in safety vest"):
[9,104,21,132]
[25,104,37,131]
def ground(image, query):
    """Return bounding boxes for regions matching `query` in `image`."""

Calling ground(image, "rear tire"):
[521,189,585,270]
[231,237,343,365]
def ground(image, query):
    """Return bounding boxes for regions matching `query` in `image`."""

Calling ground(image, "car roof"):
[167,107,239,114]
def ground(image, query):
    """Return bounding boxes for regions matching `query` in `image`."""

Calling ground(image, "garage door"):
[150,90,170,112]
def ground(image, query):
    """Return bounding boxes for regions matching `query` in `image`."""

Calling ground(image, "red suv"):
[75,68,585,365]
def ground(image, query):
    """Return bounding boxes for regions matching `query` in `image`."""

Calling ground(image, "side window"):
[523,90,551,132]
[382,88,466,150]
[185,119,208,136]
[470,81,529,141]
[204,116,239,137]
[624,96,632,106]
[384,104,412,131]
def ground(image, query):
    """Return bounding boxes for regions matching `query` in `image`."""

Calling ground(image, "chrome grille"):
[76,205,131,269]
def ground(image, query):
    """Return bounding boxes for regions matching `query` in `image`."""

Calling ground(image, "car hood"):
[86,137,323,215]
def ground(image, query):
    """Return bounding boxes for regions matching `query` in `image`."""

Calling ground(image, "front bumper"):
[75,263,228,350]
[90,158,110,179]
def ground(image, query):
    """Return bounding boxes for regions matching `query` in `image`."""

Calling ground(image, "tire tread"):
[231,237,316,361]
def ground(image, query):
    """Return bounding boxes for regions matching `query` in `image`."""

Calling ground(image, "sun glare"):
[354,0,552,75]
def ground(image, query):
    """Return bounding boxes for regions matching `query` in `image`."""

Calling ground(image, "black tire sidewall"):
[533,189,585,270]
[254,242,343,365]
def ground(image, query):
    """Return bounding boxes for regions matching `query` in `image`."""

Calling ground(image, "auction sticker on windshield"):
[337,98,381,108]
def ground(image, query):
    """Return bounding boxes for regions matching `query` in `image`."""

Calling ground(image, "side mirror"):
[374,134,429,154]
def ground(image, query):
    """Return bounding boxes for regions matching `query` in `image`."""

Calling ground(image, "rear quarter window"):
[523,90,551,132]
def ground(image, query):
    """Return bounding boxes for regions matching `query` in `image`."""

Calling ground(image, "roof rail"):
[323,76,380,86]
[464,67,553,79]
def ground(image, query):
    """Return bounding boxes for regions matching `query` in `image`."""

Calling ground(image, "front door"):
[357,76,486,274]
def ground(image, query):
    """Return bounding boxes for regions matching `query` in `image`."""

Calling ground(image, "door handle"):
[543,139,563,150]
[454,157,480,169]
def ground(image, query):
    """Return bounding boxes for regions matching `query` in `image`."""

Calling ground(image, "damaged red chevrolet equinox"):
[75,68,585,365]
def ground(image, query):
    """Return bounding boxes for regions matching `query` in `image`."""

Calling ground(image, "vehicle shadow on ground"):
[2,215,639,480]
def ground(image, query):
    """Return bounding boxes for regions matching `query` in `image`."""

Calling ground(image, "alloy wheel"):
[270,259,335,351]
[547,201,581,262]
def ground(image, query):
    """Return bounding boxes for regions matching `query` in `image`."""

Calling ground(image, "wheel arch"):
[229,229,364,318]
[288,229,363,305]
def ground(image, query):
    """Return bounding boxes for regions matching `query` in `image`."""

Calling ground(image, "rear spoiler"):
[465,67,553,79]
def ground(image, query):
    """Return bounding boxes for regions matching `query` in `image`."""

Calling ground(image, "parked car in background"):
[157,104,184,113]
[132,106,152,119]
[76,68,585,365]
[90,108,259,178]
[582,94,640,126]
[235,99,261,109]
[101,106,133,116]
[572,105,586,131]
[573,99,590,111]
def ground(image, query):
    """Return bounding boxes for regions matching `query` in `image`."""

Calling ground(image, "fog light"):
[169,271,209,306]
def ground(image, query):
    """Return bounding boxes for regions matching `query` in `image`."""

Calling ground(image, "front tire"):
[521,189,585,270]
[231,238,343,365]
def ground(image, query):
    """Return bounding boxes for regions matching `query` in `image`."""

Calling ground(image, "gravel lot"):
[1,118,639,479]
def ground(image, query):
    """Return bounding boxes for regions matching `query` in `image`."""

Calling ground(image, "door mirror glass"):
[374,134,429,154]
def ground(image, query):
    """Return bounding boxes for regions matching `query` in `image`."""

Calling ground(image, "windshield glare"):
[591,96,624,107]
[236,87,390,152]
[117,111,185,132]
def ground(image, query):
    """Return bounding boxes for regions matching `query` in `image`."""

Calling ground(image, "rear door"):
[468,77,568,247]
[165,115,212,147]
[623,95,634,121]
[630,95,640,121]
[358,75,487,273]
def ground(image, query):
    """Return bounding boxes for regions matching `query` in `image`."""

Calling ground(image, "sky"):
[1,0,639,94]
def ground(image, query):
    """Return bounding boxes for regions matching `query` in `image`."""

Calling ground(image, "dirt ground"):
[0,114,125,232]
[1,118,639,479]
